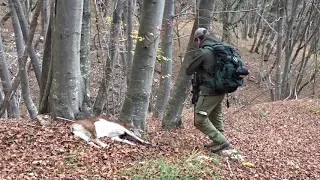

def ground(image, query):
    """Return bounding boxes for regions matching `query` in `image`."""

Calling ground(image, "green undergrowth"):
[310,106,320,114]
[120,149,220,180]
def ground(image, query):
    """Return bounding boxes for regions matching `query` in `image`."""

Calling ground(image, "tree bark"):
[274,0,284,100]
[49,0,84,119]
[250,0,266,52]
[248,0,258,38]
[12,0,41,86]
[119,0,165,130]
[126,0,134,86]
[153,0,174,120]
[0,11,11,28]
[79,0,92,118]
[254,27,268,53]
[0,0,41,118]
[280,0,300,98]
[10,0,39,118]
[42,0,50,40]
[93,0,126,116]
[0,29,20,118]
[162,0,215,129]
[221,0,231,43]
[38,5,53,114]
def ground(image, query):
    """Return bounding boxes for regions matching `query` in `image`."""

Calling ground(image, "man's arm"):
[186,49,204,75]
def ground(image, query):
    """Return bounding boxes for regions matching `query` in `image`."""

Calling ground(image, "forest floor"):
[0,99,319,179]
[1,6,320,179]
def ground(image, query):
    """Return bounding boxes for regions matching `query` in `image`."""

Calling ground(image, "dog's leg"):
[88,141,101,148]
[72,131,102,148]
[111,136,136,145]
[93,138,109,148]
[124,130,151,145]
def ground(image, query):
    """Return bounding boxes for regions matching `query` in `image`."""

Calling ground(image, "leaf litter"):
[0,99,319,179]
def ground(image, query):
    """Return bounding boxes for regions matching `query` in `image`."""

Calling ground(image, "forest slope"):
[0,98,319,179]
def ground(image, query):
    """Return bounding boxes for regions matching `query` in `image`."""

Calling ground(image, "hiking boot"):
[204,141,216,148]
[211,141,230,153]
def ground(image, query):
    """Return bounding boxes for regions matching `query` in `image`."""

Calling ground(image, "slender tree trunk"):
[93,0,126,116]
[119,0,165,130]
[42,0,50,40]
[197,0,214,29]
[79,0,92,118]
[242,18,249,39]
[274,0,284,100]
[12,0,41,86]
[264,31,276,60]
[248,0,258,38]
[162,0,215,129]
[294,27,312,98]
[153,0,174,120]
[250,0,266,52]
[39,0,55,114]
[10,0,39,118]
[0,0,41,118]
[0,11,11,27]
[126,0,134,86]
[49,0,84,119]
[0,30,20,118]
[280,0,300,98]
[221,0,231,42]
[254,27,267,53]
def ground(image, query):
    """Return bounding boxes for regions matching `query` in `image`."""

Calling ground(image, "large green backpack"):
[203,43,249,93]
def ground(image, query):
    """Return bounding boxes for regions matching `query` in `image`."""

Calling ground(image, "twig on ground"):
[226,158,234,180]
[56,117,76,122]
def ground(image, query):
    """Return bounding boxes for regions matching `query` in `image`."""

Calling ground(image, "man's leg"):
[208,98,225,134]
[195,95,227,145]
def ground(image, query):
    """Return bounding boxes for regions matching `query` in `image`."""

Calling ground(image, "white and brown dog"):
[69,117,151,148]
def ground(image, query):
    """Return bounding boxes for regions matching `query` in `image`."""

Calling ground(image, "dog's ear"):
[72,119,97,138]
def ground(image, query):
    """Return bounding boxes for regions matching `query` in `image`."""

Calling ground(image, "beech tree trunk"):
[10,0,38,118]
[126,0,134,85]
[42,0,50,40]
[274,0,284,100]
[0,30,20,118]
[162,0,215,129]
[12,0,41,86]
[248,0,258,38]
[153,0,174,120]
[79,0,92,118]
[38,3,53,114]
[49,0,85,119]
[281,0,299,98]
[119,0,165,130]
[93,0,126,116]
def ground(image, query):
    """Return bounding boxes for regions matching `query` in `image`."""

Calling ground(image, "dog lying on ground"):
[69,117,151,148]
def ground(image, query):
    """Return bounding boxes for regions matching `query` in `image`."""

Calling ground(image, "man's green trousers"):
[195,94,227,144]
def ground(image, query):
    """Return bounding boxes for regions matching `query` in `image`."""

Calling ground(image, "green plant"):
[64,154,78,169]
[310,106,320,114]
[158,158,180,180]
[120,149,219,179]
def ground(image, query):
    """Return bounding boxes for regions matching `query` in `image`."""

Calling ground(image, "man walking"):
[186,27,230,153]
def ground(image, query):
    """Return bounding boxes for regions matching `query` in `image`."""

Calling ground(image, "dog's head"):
[70,123,92,141]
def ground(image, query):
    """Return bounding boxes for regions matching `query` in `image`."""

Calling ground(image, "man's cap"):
[194,28,208,39]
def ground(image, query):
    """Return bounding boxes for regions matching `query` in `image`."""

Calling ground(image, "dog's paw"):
[88,142,101,148]
[100,143,109,148]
